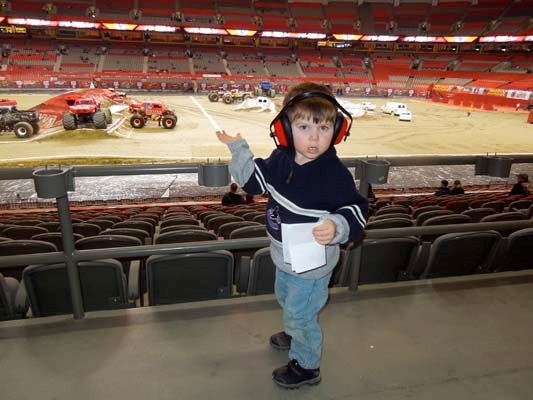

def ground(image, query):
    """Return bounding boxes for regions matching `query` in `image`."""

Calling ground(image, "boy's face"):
[291,115,334,165]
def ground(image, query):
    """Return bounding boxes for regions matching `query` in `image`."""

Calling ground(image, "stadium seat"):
[206,215,245,232]
[37,221,61,232]
[421,231,501,279]
[0,239,58,280]
[415,209,454,226]
[350,237,420,285]
[365,218,414,230]
[0,273,21,320]
[145,250,233,305]
[371,213,412,221]
[238,247,276,295]
[72,222,102,237]
[217,221,261,239]
[2,225,48,240]
[375,205,410,216]
[21,259,138,317]
[160,217,200,229]
[461,207,496,223]
[481,200,505,213]
[32,232,84,251]
[112,220,154,237]
[86,218,115,231]
[153,230,217,245]
[497,228,533,272]
[101,228,151,245]
[411,205,442,219]
[159,224,207,235]
[229,225,267,239]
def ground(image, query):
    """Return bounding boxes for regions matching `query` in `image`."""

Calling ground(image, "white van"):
[381,102,407,115]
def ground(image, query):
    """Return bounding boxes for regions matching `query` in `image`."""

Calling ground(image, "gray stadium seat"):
[145,250,233,305]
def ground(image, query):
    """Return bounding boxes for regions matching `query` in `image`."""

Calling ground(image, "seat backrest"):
[217,221,261,239]
[499,228,533,272]
[112,220,154,236]
[22,259,129,317]
[72,222,102,237]
[11,219,44,227]
[154,230,217,245]
[372,213,412,221]
[31,232,84,251]
[159,224,207,234]
[101,228,150,243]
[3,225,48,240]
[229,225,267,239]
[76,234,143,250]
[0,273,20,320]
[0,239,58,280]
[415,209,453,226]
[422,231,501,279]
[206,215,245,232]
[461,207,496,223]
[508,199,533,211]
[37,221,62,232]
[86,219,115,231]
[160,217,199,229]
[480,211,526,223]
[145,250,233,305]
[246,248,276,295]
[422,214,472,226]
[354,237,420,285]
[251,214,266,224]
[365,218,414,230]
[445,201,469,213]
[375,205,410,216]
[481,200,505,213]
[411,205,442,219]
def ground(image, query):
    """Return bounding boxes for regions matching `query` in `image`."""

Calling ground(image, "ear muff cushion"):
[272,118,288,147]
[333,113,350,145]
[272,113,293,147]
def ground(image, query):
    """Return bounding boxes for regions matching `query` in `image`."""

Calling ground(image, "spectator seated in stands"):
[450,180,465,195]
[245,193,254,204]
[435,180,451,196]
[509,173,530,196]
[221,183,245,206]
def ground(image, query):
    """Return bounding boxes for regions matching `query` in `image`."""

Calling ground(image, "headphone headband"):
[269,91,353,148]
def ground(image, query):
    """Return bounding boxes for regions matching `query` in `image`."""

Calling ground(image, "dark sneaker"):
[272,359,321,389]
[270,331,292,350]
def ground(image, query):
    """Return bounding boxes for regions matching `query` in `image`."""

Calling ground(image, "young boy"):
[216,82,368,389]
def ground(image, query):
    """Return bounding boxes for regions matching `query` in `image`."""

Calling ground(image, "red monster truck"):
[62,95,112,130]
[128,100,177,129]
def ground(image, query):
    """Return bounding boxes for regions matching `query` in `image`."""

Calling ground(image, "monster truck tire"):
[208,93,219,102]
[104,108,112,124]
[223,94,233,104]
[93,111,107,129]
[63,113,77,130]
[14,121,34,138]
[31,122,40,135]
[162,115,177,129]
[130,114,145,129]
[268,89,276,97]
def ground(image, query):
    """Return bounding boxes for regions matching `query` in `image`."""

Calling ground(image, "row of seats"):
[2,226,532,321]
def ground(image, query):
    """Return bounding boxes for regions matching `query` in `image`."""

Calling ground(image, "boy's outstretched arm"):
[216,130,241,144]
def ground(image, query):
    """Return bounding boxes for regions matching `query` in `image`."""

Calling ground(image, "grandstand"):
[0,1,533,398]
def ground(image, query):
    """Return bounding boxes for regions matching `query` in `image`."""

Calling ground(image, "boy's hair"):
[283,82,337,124]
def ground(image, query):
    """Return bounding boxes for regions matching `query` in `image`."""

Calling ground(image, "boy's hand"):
[216,130,241,144]
[313,219,336,245]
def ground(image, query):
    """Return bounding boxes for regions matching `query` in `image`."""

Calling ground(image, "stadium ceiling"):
[1,0,532,37]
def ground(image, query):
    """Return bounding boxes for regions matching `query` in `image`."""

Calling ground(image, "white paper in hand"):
[281,223,326,273]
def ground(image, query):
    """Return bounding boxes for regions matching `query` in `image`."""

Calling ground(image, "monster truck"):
[128,100,177,129]
[62,95,112,130]
[254,81,276,97]
[0,107,40,138]
[208,88,253,104]
[0,98,18,110]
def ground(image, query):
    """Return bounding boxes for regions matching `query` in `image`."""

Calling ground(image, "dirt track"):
[1,93,531,166]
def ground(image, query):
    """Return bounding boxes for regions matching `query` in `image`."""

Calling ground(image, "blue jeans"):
[275,268,332,369]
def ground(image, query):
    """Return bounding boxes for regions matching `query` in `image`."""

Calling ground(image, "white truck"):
[381,102,407,116]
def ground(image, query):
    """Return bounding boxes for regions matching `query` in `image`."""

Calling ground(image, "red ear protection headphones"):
[269,91,353,148]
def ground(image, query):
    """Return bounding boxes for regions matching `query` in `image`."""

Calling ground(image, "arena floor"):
[0,93,532,166]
